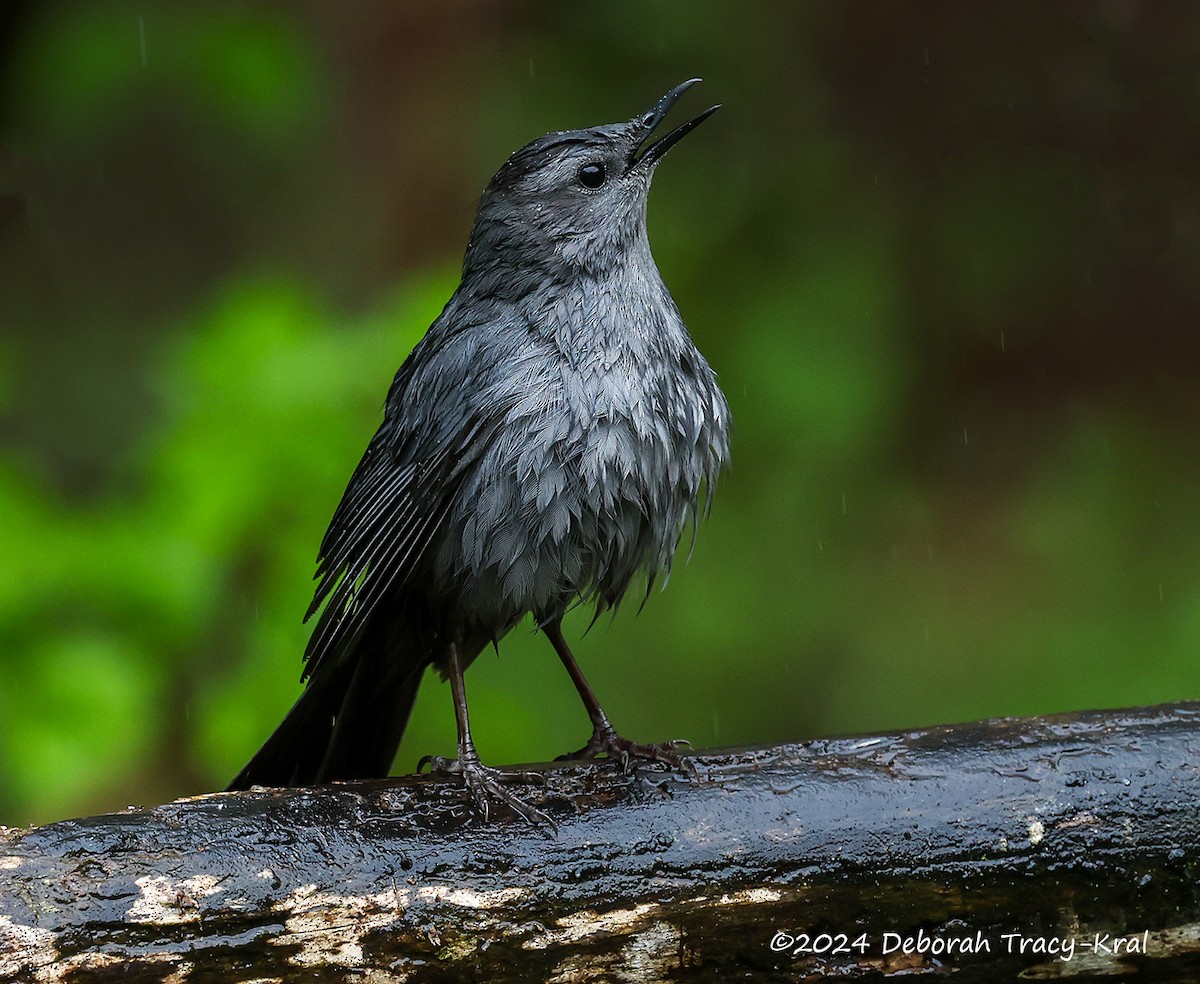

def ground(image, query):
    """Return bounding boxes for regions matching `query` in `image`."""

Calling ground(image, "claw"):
[558,724,697,778]
[419,753,555,830]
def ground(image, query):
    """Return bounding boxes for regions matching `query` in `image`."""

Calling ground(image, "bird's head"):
[463,79,719,284]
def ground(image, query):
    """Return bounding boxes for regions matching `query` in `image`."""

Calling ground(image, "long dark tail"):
[227,632,425,790]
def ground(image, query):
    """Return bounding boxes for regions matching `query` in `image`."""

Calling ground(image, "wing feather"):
[301,417,488,681]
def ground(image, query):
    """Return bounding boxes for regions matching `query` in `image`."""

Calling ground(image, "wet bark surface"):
[2,703,1199,982]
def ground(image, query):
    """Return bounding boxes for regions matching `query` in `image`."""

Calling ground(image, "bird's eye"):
[578,163,606,189]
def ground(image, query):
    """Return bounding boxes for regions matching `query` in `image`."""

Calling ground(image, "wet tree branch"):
[3,703,1200,982]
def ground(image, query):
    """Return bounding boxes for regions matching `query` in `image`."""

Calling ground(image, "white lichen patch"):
[288,932,364,969]
[279,888,404,941]
[2,918,212,983]
[280,893,427,977]
[619,920,683,980]
[277,883,523,970]
[126,874,224,923]
[529,885,787,953]
[1028,819,1045,847]
[715,887,781,906]
[279,883,525,924]
[0,915,58,977]
[0,856,22,870]
[680,885,784,911]
[1152,921,1200,954]
[543,920,687,982]
[525,902,663,949]
[280,895,396,971]
[413,884,527,909]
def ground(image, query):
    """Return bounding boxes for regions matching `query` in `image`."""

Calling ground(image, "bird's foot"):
[418,752,553,829]
[558,723,695,776]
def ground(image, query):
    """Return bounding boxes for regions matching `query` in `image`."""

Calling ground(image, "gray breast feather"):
[437,316,728,624]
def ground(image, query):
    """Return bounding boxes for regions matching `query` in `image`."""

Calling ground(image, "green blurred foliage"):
[2,2,1199,826]
[10,3,318,144]
[0,274,448,819]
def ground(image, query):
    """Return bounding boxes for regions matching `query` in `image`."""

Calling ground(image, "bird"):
[228,79,731,823]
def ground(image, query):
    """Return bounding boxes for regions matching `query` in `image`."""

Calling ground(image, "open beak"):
[628,78,720,173]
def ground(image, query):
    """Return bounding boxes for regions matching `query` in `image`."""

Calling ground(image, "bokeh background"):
[2,2,1199,827]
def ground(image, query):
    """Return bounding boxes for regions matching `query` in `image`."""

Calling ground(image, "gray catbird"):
[228,80,730,821]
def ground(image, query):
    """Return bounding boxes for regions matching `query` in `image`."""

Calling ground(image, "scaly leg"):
[544,619,692,774]
[419,640,552,827]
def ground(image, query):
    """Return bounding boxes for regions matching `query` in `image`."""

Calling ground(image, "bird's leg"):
[545,619,693,774]
[419,641,552,827]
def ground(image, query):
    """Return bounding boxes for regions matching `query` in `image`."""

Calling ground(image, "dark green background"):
[2,3,1198,826]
